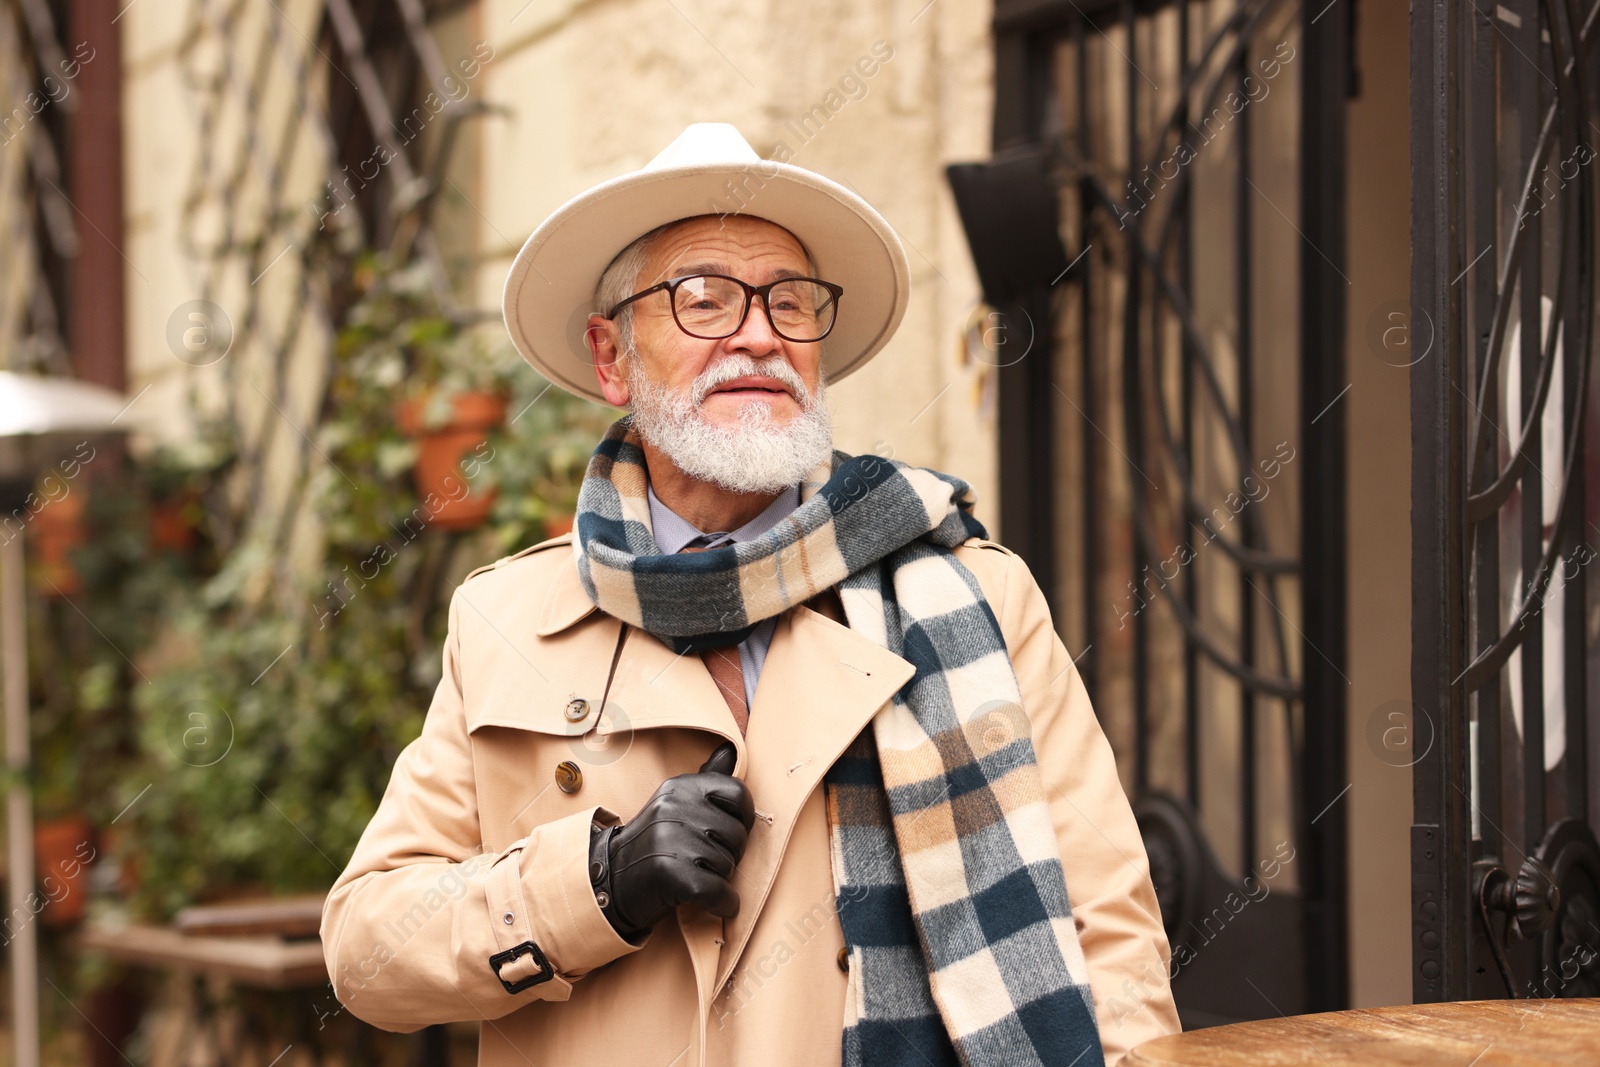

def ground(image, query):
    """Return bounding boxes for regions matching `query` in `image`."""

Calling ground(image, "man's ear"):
[588,314,632,408]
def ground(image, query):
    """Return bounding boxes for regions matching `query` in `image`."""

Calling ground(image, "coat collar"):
[524,536,914,736]
[534,537,600,636]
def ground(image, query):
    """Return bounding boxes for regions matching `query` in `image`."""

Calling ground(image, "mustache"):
[691,356,813,405]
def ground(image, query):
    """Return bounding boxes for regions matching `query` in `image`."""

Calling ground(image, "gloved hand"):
[589,742,755,941]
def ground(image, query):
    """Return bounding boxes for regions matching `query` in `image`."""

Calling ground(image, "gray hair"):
[594,220,676,354]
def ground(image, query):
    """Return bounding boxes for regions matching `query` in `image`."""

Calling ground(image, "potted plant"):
[33,816,94,927]
[395,388,509,531]
[108,254,612,924]
[29,490,87,596]
[148,489,203,555]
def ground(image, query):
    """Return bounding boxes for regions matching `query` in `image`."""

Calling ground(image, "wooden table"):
[78,919,329,988]
[79,909,336,1064]
[1126,999,1600,1066]
[78,896,451,1065]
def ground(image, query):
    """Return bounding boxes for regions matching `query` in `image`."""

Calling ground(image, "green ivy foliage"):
[91,256,615,919]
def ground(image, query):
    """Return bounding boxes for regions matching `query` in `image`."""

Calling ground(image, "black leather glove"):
[589,742,754,941]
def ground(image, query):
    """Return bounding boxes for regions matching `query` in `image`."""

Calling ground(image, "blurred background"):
[3,0,1596,1063]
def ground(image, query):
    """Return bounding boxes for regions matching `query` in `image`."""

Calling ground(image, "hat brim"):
[501,161,911,405]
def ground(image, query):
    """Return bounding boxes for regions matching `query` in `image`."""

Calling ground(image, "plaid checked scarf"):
[573,416,1104,1067]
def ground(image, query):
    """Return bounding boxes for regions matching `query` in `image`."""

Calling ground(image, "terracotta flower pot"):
[150,491,202,555]
[34,816,94,927]
[29,491,87,597]
[396,390,507,532]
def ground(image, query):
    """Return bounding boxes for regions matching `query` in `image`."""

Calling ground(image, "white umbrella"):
[0,372,132,1067]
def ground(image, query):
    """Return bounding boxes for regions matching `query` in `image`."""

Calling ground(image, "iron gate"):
[1411,0,1600,1003]
[972,0,1351,1027]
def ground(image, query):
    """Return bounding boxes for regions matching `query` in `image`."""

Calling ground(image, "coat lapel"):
[713,601,915,991]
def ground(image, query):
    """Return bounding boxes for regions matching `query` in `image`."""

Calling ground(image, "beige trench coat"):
[321,532,1180,1066]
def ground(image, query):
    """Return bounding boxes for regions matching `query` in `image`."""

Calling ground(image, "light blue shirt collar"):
[647,481,800,554]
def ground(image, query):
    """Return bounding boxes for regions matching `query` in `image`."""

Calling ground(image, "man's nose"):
[722,296,783,356]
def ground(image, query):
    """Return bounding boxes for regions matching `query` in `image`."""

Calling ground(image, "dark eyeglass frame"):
[604,272,845,343]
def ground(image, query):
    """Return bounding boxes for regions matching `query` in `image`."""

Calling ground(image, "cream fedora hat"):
[501,122,911,405]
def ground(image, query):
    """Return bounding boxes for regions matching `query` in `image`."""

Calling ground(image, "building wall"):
[1344,0,1413,1008]
[473,0,1001,527]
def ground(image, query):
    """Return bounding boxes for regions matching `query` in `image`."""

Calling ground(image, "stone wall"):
[116,0,1002,533]
[472,0,1000,526]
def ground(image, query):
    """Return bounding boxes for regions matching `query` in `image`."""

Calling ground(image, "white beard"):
[625,351,834,495]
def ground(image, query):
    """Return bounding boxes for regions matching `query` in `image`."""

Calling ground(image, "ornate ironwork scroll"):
[1412,0,1600,1002]
[991,0,1350,1022]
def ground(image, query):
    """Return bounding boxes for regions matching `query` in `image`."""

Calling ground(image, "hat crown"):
[644,122,763,171]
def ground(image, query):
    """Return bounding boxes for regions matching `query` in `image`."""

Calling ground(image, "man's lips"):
[706,376,794,399]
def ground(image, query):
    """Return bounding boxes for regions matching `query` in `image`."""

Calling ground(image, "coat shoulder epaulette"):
[461,532,574,586]
[960,535,1014,557]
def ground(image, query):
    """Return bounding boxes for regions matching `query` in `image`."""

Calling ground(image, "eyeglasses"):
[605,272,844,344]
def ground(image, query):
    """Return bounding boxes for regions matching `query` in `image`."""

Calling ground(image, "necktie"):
[677,537,750,736]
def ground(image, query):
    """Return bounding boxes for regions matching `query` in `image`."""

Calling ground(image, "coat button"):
[564,698,590,723]
[836,947,849,974]
[555,761,583,794]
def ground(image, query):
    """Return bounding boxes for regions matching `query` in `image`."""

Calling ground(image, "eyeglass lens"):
[672,275,837,341]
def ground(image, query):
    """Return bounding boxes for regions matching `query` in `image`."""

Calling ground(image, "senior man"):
[321,124,1179,1067]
